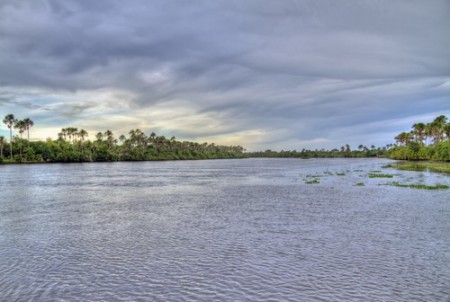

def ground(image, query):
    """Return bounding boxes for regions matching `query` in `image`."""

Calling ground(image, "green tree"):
[23,117,34,143]
[66,127,78,143]
[104,130,115,148]
[427,115,448,143]
[0,135,4,158]
[119,134,126,144]
[443,123,450,141]
[412,122,426,145]
[78,129,88,142]
[77,129,88,155]
[3,114,17,160]
[14,120,27,160]
[395,132,411,145]
[95,132,103,142]
[14,120,26,139]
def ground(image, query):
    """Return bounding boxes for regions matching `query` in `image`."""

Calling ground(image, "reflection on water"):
[0,159,449,301]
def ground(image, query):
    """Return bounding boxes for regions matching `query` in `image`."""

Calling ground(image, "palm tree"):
[96,132,104,142]
[0,136,4,158]
[14,120,26,139]
[157,135,166,151]
[145,132,154,150]
[428,115,448,143]
[66,127,78,143]
[412,122,426,145]
[3,114,17,160]
[14,120,27,160]
[76,129,88,154]
[78,129,88,142]
[434,115,448,126]
[395,132,411,145]
[444,123,450,141]
[104,130,115,147]
[23,118,34,143]
[57,132,65,141]
[59,128,68,141]
[119,134,126,144]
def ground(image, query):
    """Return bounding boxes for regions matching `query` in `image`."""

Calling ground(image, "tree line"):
[389,115,450,161]
[1,114,247,163]
[1,114,34,160]
[249,144,386,159]
[2,113,448,163]
[249,115,450,161]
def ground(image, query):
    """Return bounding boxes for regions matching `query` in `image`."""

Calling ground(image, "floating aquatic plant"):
[369,173,394,178]
[386,182,449,190]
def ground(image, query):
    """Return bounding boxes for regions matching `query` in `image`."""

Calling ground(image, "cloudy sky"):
[0,0,449,151]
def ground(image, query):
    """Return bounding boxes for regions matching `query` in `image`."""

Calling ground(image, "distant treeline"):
[1,114,247,163]
[249,144,385,159]
[249,115,450,162]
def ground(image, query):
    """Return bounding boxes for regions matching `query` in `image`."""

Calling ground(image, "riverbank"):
[0,154,249,165]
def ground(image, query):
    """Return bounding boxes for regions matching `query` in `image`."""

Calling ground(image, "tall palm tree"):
[78,129,88,142]
[104,130,115,147]
[96,132,104,142]
[23,118,34,143]
[66,127,78,143]
[428,115,448,143]
[14,120,27,159]
[119,134,126,144]
[434,115,448,125]
[0,136,4,158]
[60,128,68,141]
[128,130,136,146]
[444,123,450,141]
[14,120,26,139]
[149,132,156,146]
[412,122,426,145]
[75,129,88,154]
[3,114,17,160]
[395,132,411,145]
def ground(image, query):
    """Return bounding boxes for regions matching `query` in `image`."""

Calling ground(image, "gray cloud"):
[0,0,449,150]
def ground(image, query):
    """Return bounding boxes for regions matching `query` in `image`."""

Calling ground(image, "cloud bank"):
[1,0,449,150]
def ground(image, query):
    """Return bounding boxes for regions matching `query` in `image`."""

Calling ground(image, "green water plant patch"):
[386,182,449,190]
[368,173,395,178]
[305,178,320,184]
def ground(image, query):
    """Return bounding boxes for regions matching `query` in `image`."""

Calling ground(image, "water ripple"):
[0,159,449,301]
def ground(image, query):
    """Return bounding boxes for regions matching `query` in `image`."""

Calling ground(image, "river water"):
[0,158,449,301]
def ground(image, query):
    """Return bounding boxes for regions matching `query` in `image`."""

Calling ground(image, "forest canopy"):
[1,114,246,163]
[1,114,449,163]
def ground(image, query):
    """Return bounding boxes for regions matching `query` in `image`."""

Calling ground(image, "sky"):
[0,0,449,151]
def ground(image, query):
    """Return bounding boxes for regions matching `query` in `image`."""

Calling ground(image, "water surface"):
[0,158,449,301]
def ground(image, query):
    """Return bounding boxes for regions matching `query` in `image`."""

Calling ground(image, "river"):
[0,158,449,301]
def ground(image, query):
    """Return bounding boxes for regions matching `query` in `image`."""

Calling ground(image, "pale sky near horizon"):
[0,0,449,151]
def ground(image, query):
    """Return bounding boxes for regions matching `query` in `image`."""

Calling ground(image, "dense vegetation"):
[388,115,450,161]
[2,113,449,164]
[1,114,247,163]
[250,115,450,162]
[249,144,385,159]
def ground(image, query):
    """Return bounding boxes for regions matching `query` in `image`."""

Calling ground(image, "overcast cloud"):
[0,0,449,150]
